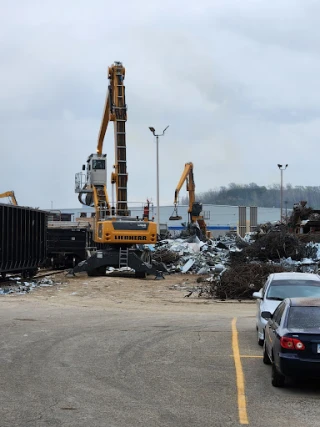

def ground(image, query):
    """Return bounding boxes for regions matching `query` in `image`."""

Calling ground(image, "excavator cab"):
[75,153,108,210]
[86,153,107,187]
[191,202,202,217]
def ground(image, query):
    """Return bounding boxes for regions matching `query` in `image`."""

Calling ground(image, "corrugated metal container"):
[46,225,92,268]
[0,204,47,277]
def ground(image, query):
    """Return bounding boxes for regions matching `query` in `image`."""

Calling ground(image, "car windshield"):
[266,280,320,300]
[287,307,320,329]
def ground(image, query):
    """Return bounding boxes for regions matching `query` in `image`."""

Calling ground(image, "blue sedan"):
[262,297,320,387]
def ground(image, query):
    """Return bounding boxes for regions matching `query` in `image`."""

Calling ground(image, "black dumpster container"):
[46,226,93,268]
[0,204,47,277]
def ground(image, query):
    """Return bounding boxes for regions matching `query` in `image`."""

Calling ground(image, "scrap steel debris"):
[217,263,285,300]
[152,229,320,300]
[243,229,310,261]
[152,248,180,264]
[0,276,59,295]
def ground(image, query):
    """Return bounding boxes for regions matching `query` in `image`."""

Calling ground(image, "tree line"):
[180,183,320,209]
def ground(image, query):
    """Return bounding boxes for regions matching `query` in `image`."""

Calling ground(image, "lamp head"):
[149,127,155,135]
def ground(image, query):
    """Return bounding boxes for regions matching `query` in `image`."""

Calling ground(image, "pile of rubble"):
[0,276,58,295]
[243,229,310,261]
[152,230,320,300]
[153,235,240,275]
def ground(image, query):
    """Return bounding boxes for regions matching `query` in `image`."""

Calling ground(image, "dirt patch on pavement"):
[1,272,254,315]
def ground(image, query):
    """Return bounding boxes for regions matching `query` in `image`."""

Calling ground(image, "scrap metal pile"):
[152,228,320,300]
[0,276,60,295]
[287,201,320,237]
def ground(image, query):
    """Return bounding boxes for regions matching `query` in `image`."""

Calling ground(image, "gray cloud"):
[0,0,319,209]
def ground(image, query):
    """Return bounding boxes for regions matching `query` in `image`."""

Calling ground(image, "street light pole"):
[277,164,288,222]
[149,125,169,235]
[155,134,160,235]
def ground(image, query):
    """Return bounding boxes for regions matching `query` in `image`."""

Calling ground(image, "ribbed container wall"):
[0,204,47,274]
[46,227,92,266]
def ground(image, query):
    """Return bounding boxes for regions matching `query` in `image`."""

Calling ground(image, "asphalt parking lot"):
[235,316,320,426]
[0,275,319,427]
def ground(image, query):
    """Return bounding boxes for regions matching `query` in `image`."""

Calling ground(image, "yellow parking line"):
[241,355,263,358]
[232,318,249,425]
[229,355,263,358]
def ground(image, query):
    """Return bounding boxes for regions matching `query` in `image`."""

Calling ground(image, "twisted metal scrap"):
[244,231,305,261]
[152,248,180,264]
[213,263,286,300]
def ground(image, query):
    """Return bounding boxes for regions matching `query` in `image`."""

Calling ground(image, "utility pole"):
[277,164,288,222]
[148,126,169,235]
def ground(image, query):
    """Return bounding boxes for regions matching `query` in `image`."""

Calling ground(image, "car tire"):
[257,328,264,347]
[271,363,285,387]
[258,330,264,346]
[263,344,271,365]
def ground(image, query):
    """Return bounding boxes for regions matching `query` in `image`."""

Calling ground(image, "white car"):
[253,272,320,346]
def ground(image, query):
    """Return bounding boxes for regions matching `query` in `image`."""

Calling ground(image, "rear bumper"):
[279,354,320,377]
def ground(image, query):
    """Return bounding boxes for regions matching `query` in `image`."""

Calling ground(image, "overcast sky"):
[1,0,319,209]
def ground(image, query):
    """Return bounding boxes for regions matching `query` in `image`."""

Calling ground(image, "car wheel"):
[258,329,264,346]
[263,343,271,365]
[271,363,285,387]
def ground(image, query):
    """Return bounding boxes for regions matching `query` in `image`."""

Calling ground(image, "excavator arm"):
[173,162,195,213]
[77,61,128,219]
[96,62,128,215]
[0,191,18,206]
[96,94,110,156]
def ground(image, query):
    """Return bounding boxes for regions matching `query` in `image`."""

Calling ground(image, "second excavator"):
[0,191,18,206]
[74,61,157,277]
[169,162,211,239]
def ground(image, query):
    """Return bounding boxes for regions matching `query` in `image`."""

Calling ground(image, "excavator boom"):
[172,162,195,214]
[96,96,110,156]
[76,62,128,219]
[95,62,128,215]
[0,191,18,206]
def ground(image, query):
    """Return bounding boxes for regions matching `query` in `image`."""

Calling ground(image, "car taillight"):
[280,337,305,350]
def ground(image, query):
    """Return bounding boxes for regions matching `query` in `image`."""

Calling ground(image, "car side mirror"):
[261,311,272,320]
[252,291,263,299]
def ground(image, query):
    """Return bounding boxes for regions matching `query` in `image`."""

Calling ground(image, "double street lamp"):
[277,164,288,222]
[149,125,169,235]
